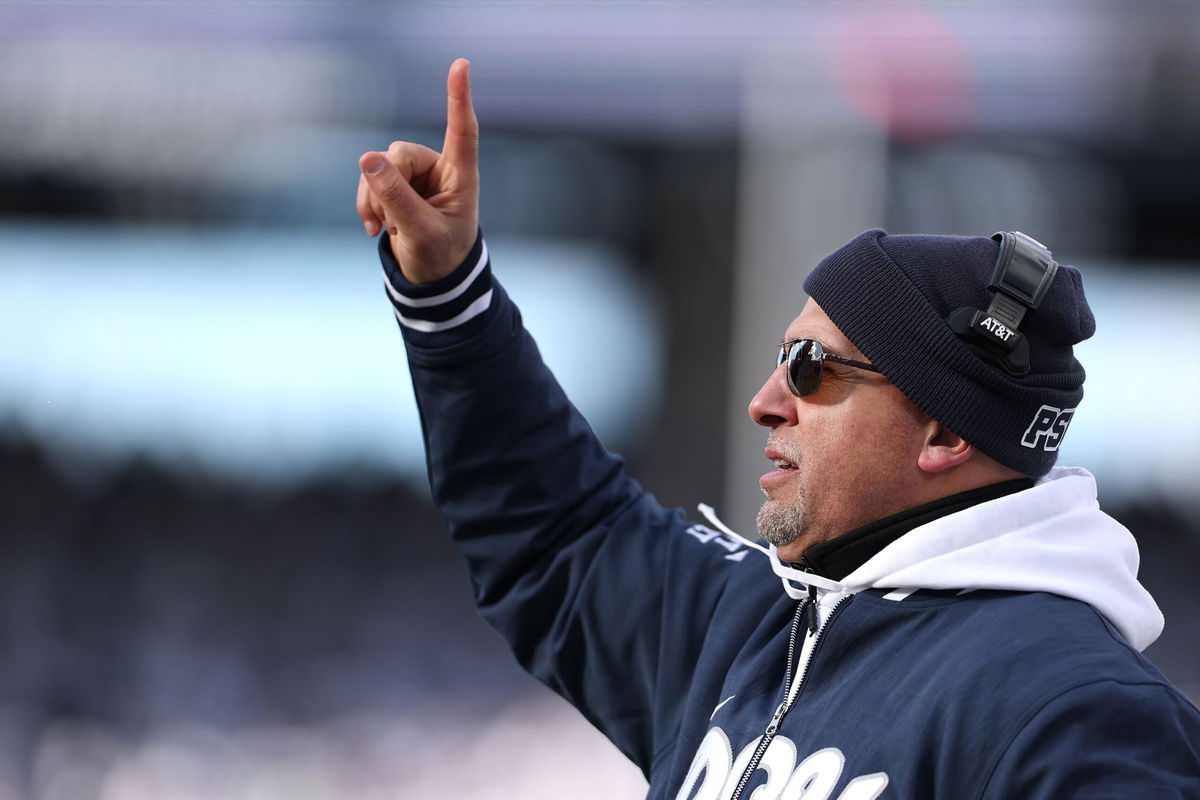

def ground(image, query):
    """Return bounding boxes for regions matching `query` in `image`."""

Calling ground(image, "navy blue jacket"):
[384,234,1200,799]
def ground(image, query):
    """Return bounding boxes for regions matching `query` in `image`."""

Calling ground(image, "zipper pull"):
[764,702,787,735]
[806,584,819,634]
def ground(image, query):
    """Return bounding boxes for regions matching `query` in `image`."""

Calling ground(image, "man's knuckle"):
[388,140,419,160]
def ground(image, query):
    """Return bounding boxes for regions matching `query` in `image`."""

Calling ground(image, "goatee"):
[757,434,805,547]
[756,497,805,548]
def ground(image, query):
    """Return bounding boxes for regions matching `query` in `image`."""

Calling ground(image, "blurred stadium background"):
[2,1,1199,797]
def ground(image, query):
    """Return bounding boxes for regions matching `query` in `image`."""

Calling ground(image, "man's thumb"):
[359,152,427,230]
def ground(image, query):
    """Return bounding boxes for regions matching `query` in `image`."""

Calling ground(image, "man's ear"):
[917,421,974,474]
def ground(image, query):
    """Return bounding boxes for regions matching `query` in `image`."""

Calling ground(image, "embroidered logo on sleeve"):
[685,524,749,562]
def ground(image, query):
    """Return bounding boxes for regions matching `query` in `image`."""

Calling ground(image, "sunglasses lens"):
[786,340,821,397]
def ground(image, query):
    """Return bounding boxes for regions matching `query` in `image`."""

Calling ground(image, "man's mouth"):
[765,448,798,470]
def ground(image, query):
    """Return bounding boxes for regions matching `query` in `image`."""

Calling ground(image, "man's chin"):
[755,500,805,550]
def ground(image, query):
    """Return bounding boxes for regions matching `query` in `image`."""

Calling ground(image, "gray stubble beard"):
[756,433,807,548]
[755,493,806,548]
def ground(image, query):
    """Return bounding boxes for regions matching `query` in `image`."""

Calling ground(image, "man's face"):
[748,299,930,563]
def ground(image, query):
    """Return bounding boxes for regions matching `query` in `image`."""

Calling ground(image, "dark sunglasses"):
[775,339,882,398]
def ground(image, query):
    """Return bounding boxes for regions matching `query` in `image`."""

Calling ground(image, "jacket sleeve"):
[382,231,744,771]
[981,678,1200,798]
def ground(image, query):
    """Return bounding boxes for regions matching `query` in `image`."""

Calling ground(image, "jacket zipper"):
[728,592,854,800]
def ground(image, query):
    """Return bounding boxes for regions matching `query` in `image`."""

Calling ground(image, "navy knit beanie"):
[803,229,1094,477]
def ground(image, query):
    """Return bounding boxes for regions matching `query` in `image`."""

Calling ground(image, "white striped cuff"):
[381,232,493,335]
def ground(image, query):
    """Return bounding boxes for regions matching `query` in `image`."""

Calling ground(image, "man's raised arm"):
[353,61,749,775]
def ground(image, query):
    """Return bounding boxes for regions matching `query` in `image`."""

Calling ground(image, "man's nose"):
[748,366,797,428]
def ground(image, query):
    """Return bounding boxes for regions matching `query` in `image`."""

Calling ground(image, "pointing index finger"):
[442,58,478,175]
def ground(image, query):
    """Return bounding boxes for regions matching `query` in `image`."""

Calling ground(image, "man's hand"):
[356,58,480,285]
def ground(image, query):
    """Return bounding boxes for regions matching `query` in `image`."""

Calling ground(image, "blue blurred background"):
[1,1,1198,797]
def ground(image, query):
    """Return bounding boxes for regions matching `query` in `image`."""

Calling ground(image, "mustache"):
[766,433,803,467]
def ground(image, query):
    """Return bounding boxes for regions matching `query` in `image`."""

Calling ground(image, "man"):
[356,60,1200,798]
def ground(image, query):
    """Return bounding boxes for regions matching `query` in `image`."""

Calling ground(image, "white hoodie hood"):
[704,466,1164,652]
